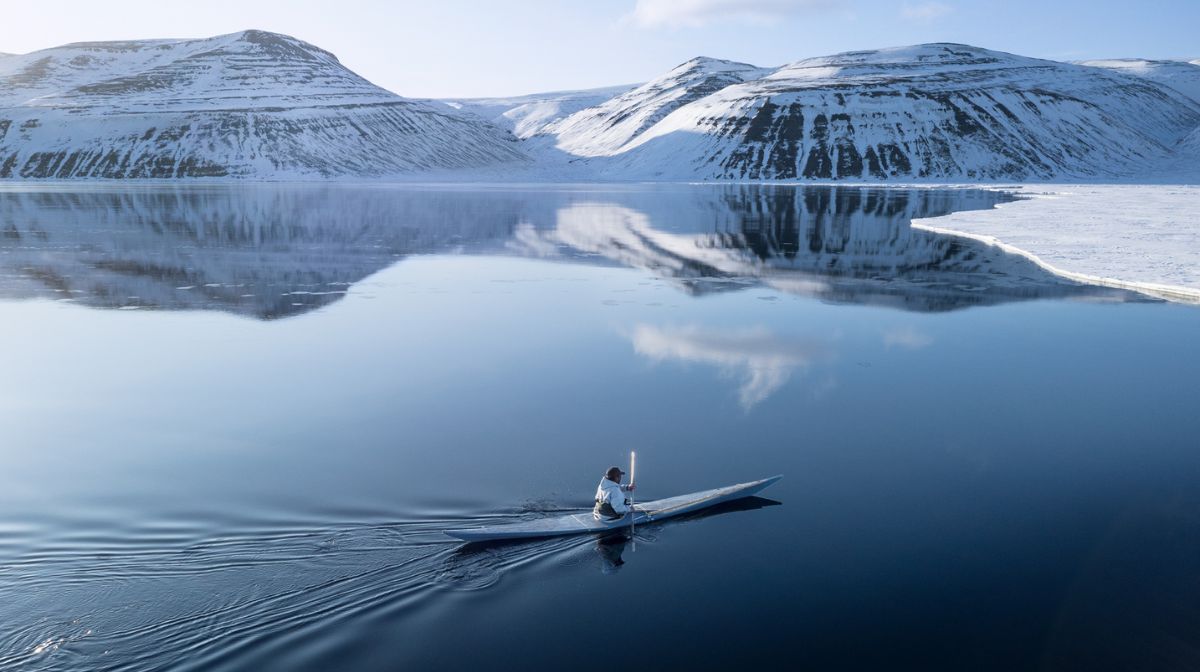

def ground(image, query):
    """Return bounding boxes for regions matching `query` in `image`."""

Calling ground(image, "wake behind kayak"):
[444,475,782,543]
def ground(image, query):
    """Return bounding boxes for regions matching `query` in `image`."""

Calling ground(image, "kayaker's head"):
[605,466,625,483]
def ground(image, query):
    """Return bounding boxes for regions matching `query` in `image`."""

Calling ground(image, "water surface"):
[1,184,1197,671]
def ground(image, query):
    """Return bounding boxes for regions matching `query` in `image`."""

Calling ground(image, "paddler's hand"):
[623,484,636,492]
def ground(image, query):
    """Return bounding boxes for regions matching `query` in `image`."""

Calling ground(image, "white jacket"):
[595,478,632,514]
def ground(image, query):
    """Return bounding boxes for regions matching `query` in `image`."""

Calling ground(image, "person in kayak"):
[594,466,636,520]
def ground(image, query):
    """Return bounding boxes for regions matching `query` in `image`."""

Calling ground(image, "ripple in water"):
[0,510,603,672]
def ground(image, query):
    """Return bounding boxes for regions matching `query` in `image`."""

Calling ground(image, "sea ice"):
[911,185,1200,303]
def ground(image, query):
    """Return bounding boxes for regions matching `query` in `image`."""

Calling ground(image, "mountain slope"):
[1078,59,1200,104]
[1181,126,1200,152]
[444,84,636,139]
[543,44,1200,181]
[0,30,527,178]
[547,57,772,157]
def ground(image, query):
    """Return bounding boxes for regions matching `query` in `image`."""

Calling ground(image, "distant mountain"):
[1078,59,1200,104]
[537,44,1200,180]
[444,84,637,139]
[0,30,528,178]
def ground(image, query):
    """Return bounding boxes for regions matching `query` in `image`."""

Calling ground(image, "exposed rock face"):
[0,30,528,178]
[538,44,1200,181]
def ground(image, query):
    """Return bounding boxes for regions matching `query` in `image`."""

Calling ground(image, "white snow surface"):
[1078,59,1200,104]
[443,84,637,138]
[912,185,1200,303]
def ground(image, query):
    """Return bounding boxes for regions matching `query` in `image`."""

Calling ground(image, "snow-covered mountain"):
[536,44,1200,180]
[2,36,1198,181]
[1078,59,1200,104]
[547,57,772,157]
[0,30,527,178]
[444,84,636,139]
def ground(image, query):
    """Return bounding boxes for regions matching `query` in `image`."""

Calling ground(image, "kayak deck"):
[444,475,782,543]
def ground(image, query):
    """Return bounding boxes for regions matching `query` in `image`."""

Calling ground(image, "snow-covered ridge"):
[547,56,773,157]
[546,43,1200,181]
[0,30,528,178]
[444,84,637,139]
[1077,59,1200,104]
[1,30,392,112]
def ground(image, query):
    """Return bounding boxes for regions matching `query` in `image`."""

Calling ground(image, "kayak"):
[444,475,782,543]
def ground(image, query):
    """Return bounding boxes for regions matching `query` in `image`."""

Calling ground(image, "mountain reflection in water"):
[0,184,1139,318]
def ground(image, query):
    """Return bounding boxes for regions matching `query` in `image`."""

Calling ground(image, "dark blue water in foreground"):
[1,184,1198,671]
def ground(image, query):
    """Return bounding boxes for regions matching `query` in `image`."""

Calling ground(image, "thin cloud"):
[627,0,842,29]
[900,1,953,21]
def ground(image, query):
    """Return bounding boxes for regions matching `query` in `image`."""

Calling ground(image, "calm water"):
[1,184,1198,671]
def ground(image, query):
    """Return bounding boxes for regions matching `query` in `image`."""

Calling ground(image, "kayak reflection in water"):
[597,534,628,574]
[594,466,636,520]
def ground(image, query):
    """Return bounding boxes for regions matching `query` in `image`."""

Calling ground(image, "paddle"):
[629,451,637,550]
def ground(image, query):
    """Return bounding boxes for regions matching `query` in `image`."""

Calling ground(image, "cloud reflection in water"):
[631,323,832,409]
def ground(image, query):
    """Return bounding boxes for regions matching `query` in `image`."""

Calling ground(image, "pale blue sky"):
[3,1,1197,98]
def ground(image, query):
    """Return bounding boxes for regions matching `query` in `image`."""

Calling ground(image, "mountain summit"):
[0,30,527,178]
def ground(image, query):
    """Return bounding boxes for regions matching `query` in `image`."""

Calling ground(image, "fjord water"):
[1,184,1198,671]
